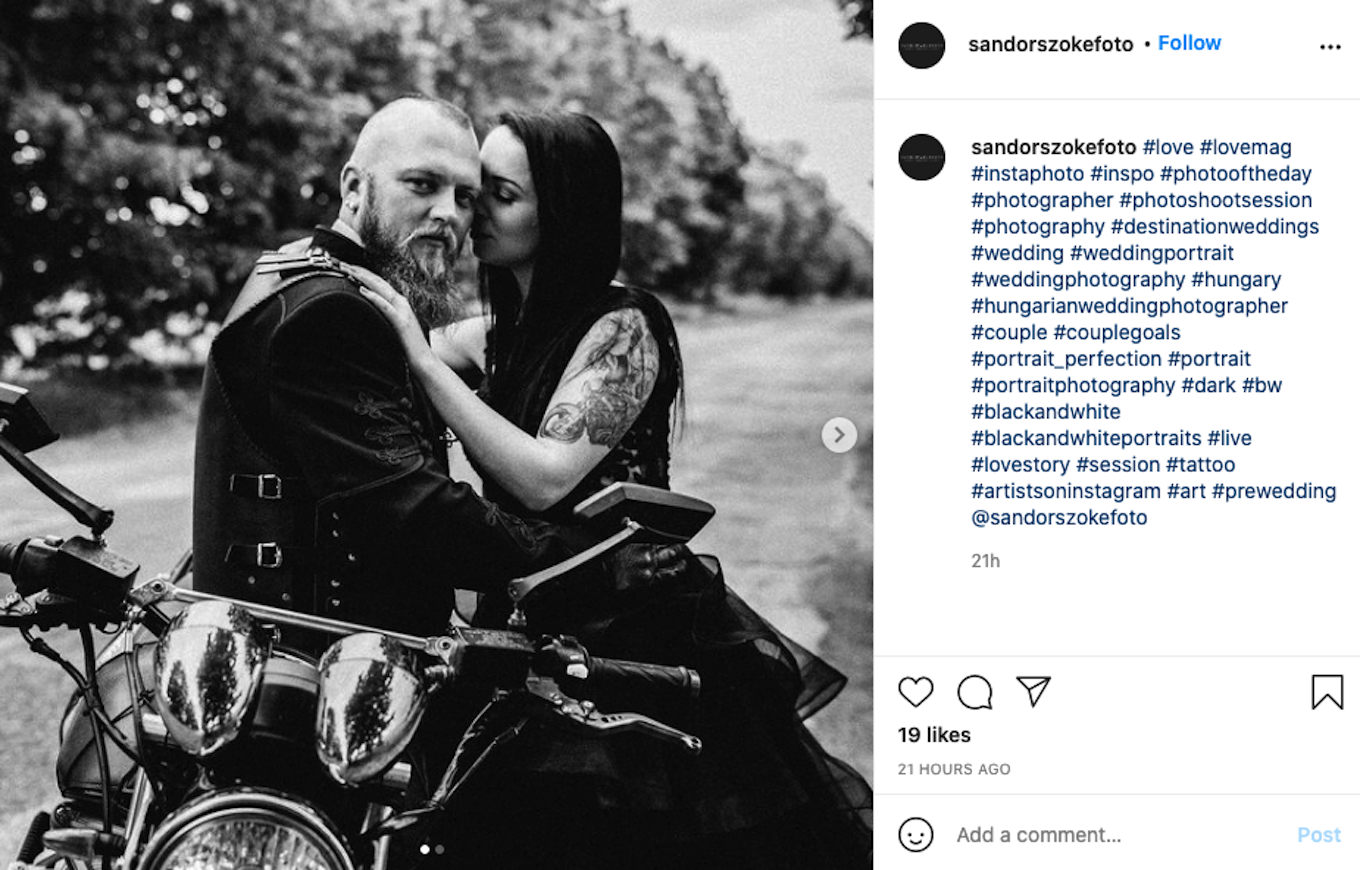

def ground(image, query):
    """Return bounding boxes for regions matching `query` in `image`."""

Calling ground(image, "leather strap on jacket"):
[223,542,317,570]
[228,473,304,501]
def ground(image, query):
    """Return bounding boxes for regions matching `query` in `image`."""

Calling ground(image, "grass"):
[5,370,201,438]
[802,433,873,782]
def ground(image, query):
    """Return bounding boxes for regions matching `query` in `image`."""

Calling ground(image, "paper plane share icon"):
[1016,676,1051,708]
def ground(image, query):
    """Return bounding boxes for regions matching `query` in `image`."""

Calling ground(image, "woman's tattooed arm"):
[539,309,659,446]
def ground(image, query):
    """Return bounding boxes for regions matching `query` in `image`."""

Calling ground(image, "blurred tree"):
[725,144,870,299]
[2,0,869,375]
[834,0,872,40]
[0,0,383,372]
[416,1,749,302]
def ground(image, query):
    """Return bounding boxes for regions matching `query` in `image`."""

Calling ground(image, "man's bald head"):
[347,96,476,173]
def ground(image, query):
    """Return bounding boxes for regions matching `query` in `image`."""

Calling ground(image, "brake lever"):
[0,590,35,625]
[1,590,107,631]
[365,660,703,843]
[525,674,703,755]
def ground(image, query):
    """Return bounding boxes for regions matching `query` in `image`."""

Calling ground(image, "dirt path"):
[671,301,873,777]
[0,299,873,854]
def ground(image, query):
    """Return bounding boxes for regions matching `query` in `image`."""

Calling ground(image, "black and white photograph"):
[1,1,873,866]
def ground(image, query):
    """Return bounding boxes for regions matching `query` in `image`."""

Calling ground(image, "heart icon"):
[898,676,934,707]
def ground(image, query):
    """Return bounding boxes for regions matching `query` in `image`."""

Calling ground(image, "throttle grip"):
[534,636,701,716]
[0,539,23,577]
[0,537,61,596]
[585,657,702,703]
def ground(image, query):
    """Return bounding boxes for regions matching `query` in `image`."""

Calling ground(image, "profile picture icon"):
[898,134,945,181]
[899,23,946,69]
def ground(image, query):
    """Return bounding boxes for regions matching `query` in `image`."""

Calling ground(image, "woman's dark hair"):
[481,111,682,436]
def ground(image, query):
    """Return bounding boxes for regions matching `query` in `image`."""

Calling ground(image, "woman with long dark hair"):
[356,111,681,528]
[351,110,870,869]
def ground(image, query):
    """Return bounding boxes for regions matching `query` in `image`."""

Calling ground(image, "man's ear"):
[340,163,363,212]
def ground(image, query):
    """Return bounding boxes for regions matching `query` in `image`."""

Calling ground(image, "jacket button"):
[246,575,257,586]
[329,598,342,609]
[280,592,292,604]
[330,578,341,588]
[346,553,357,563]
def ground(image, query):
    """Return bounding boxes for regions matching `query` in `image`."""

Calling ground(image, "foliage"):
[834,0,872,40]
[2,0,364,372]
[726,144,871,299]
[1,0,871,374]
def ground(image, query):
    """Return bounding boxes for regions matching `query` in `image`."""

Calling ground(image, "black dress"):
[422,287,872,869]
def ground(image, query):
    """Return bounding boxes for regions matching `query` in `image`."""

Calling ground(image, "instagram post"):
[0,2,873,868]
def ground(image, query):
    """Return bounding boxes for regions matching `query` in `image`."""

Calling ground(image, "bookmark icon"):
[1311,675,1343,710]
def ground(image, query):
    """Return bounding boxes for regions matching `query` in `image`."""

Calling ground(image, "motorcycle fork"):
[116,770,154,870]
[363,804,394,870]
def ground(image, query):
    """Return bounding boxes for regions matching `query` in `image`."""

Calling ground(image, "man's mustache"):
[401,224,461,256]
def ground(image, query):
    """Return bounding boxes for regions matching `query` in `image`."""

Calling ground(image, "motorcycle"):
[0,382,711,870]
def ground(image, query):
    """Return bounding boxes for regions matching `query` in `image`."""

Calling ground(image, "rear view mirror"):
[507,483,718,623]
[0,383,59,453]
[0,382,113,535]
[572,482,715,545]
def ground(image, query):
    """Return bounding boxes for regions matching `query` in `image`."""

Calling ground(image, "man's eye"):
[456,190,477,207]
[407,178,436,194]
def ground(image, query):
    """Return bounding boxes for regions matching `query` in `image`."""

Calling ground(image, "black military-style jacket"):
[192,227,597,638]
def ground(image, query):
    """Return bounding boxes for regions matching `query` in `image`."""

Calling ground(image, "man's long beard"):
[358,198,462,331]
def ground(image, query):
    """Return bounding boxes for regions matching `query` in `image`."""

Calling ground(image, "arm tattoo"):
[538,310,660,446]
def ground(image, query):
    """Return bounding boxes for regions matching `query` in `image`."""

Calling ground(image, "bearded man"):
[192,96,604,637]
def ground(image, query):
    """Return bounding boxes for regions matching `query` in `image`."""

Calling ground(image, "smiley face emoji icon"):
[899,817,934,852]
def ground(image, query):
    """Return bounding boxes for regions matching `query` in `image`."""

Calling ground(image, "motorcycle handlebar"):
[584,657,701,701]
[0,537,60,598]
[1,538,703,719]
[0,537,76,629]
[534,636,701,715]
[0,535,137,619]
[0,538,23,577]
[581,656,702,705]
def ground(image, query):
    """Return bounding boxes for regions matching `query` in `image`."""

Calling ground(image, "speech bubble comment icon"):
[899,677,933,707]
[958,675,993,710]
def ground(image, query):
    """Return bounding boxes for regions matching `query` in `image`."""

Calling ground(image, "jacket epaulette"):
[254,248,349,279]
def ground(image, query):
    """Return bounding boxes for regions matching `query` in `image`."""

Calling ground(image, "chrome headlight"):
[140,790,353,870]
[154,600,273,756]
[315,632,427,785]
